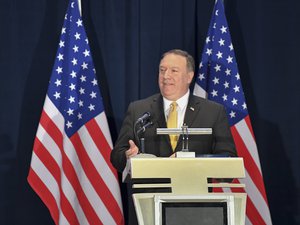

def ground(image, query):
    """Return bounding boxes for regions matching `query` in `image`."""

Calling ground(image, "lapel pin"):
[190,107,195,111]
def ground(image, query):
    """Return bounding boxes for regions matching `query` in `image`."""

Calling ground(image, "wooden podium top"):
[130,157,245,194]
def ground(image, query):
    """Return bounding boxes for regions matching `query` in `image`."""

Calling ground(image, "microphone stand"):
[134,117,153,154]
[136,121,153,154]
[181,124,189,152]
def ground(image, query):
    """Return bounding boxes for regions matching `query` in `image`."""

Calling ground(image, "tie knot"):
[170,102,177,112]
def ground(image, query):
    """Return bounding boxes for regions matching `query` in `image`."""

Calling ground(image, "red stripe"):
[59,184,80,225]
[230,180,266,225]
[244,115,256,141]
[70,132,123,224]
[40,110,63,150]
[86,119,118,179]
[245,196,266,225]
[231,125,269,204]
[212,179,266,225]
[28,168,59,225]
[212,187,223,193]
[232,188,266,225]
[33,138,61,184]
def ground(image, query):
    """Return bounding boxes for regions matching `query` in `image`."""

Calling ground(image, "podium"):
[128,157,246,225]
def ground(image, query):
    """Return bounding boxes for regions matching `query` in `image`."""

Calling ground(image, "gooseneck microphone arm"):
[133,112,153,154]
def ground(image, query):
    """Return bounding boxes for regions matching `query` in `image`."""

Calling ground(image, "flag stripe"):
[231,125,268,203]
[59,160,88,225]
[82,120,124,219]
[28,168,60,224]
[230,179,270,225]
[244,115,255,140]
[43,96,64,133]
[33,135,61,185]
[64,134,110,225]
[29,151,82,225]
[232,126,272,224]
[234,117,262,172]
[94,112,113,148]
[244,194,266,225]
[86,117,118,179]
[70,132,118,224]
[62,134,101,224]
[240,173,272,224]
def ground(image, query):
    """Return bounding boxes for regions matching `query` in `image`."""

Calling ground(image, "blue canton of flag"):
[194,0,247,126]
[48,1,103,137]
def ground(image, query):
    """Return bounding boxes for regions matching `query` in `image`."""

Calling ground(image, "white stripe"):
[59,166,89,225]
[44,95,65,131]
[245,216,252,225]
[94,112,113,149]
[234,119,262,172]
[63,133,116,225]
[30,152,61,211]
[240,171,272,225]
[193,83,208,98]
[78,124,123,210]
[36,124,62,169]
[58,214,69,225]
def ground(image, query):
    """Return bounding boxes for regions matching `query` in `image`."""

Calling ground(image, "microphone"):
[137,121,153,135]
[136,112,151,124]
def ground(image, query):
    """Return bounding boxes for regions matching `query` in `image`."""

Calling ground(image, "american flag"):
[193,0,272,224]
[27,1,124,224]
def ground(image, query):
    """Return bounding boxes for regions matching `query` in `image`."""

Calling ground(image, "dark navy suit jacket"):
[111,93,237,172]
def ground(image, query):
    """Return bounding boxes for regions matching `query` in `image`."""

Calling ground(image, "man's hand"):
[125,140,139,159]
[169,152,176,158]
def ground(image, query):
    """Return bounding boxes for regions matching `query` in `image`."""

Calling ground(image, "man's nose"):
[163,69,171,78]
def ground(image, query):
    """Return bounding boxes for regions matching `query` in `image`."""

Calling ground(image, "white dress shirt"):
[163,90,190,128]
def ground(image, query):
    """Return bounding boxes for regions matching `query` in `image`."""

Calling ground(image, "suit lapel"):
[150,94,173,153]
[150,94,166,128]
[183,95,201,127]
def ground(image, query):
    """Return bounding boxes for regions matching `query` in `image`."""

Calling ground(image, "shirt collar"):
[163,89,190,112]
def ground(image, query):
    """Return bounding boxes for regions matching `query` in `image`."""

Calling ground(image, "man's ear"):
[187,71,194,84]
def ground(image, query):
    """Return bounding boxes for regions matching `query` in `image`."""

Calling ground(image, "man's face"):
[158,53,194,101]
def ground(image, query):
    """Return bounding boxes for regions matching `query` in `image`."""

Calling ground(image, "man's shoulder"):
[190,94,225,109]
[132,93,161,105]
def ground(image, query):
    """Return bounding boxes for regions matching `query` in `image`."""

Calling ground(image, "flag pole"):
[77,0,82,16]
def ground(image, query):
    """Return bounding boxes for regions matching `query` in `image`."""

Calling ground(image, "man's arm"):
[212,105,237,157]
[110,103,139,172]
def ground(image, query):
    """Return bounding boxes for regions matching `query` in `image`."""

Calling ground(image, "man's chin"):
[161,92,176,100]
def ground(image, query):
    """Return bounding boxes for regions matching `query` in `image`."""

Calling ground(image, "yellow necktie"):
[167,102,178,150]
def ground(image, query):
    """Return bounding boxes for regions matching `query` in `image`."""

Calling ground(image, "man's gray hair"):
[161,49,195,72]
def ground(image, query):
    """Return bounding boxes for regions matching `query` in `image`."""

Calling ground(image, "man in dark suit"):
[111,49,236,172]
[110,49,236,225]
